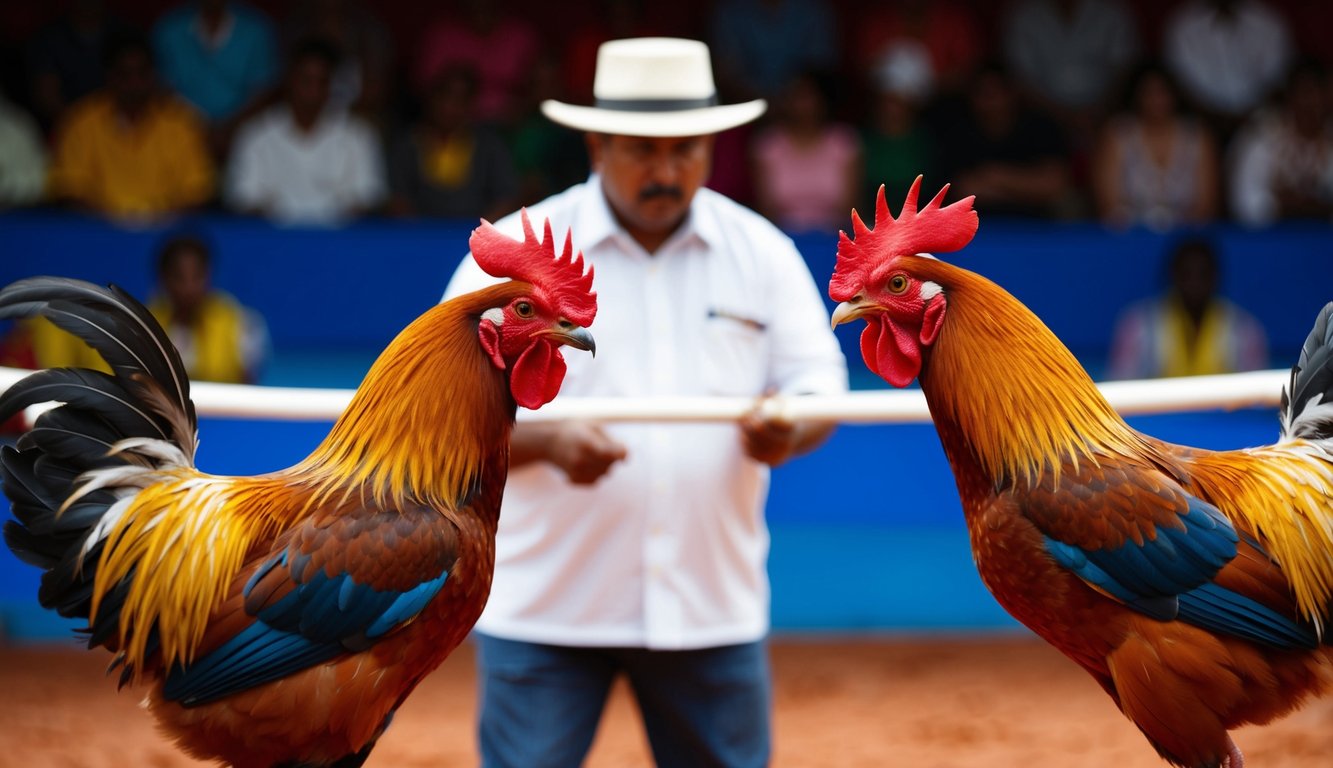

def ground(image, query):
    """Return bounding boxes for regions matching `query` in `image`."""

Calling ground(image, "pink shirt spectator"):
[752,124,860,232]
[415,17,538,124]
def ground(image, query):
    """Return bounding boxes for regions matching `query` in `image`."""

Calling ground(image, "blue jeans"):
[475,633,772,768]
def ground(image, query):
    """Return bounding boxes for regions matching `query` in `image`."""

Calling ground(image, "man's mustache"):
[638,184,683,202]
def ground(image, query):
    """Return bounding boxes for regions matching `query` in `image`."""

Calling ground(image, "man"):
[152,0,279,153]
[445,37,848,768]
[1108,237,1268,379]
[148,233,270,384]
[224,38,385,225]
[47,32,214,222]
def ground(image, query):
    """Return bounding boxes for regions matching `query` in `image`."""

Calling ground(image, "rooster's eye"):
[514,301,534,318]
[887,275,909,294]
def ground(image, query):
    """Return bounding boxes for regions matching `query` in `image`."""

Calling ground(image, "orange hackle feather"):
[833,180,1333,768]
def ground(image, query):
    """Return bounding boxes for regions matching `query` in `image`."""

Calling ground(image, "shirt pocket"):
[702,309,768,395]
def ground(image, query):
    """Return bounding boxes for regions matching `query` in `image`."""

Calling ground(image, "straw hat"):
[541,37,767,137]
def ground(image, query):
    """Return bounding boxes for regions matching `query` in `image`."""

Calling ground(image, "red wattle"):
[862,316,922,388]
[510,340,567,409]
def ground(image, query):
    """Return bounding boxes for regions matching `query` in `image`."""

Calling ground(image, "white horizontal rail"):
[0,365,1288,425]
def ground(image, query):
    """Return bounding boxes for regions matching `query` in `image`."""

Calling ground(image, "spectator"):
[936,61,1075,218]
[1228,59,1333,227]
[47,32,215,222]
[751,69,862,232]
[1091,61,1219,231]
[709,0,836,102]
[282,0,393,123]
[860,44,939,212]
[1109,237,1267,379]
[148,233,270,384]
[445,37,846,768]
[0,93,47,208]
[1001,0,1141,135]
[415,0,539,127]
[225,38,386,226]
[25,0,131,134]
[854,0,984,98]
[152,0,279,154]
[1163,0,1293,133]
[387,65,518,221]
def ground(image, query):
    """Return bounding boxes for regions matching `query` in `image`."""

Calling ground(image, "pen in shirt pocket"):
[707,308,767,332]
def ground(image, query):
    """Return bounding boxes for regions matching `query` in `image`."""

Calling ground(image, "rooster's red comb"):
[829,177,978,302]
[470,209,596,326]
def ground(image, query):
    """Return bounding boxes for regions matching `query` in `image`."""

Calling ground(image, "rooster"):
[0,212,596,768]
[829,178,1333,768]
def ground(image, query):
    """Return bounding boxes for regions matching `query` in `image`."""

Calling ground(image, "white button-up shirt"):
[225,106,386,226]
[445,177,847,649]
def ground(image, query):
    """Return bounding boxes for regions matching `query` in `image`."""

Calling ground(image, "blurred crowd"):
[1,0,1331,232]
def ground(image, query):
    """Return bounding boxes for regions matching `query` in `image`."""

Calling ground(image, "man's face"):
[108,49,155,112]
[589,133,714,237]
[163,249,210,317]
[289,56,331,114]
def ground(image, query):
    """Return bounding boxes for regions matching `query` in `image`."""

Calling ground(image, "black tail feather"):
[3,521,66,569]
[2,446,66,516]
[1282,301,1333,441]
[0,366,173,443]
[0,278,194,444]
[22,412,126,475]
[0,276,197,642]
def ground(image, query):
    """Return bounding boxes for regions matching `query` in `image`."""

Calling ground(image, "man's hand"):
[740,396,837,467]
[739,407,799,467]
[548,421,628,484]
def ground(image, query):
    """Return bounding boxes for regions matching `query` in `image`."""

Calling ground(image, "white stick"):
[2,365,1290,426]
[0,365,1286,426]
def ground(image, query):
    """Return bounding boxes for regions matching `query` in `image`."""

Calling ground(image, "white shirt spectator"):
[1164,0,1293,117]
[1228,109,1333,226]
[0,97,47,207]
[225,105,385,225]
[445,176,848,649]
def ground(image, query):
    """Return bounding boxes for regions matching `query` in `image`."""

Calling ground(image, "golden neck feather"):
[916,260,1140,484]
[301,287,518,507]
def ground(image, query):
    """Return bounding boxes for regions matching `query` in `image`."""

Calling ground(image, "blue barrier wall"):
[5,212,1331,382]
[0,212,1327,638]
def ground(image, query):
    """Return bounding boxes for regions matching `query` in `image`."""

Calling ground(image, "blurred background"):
[1,0,1331,639]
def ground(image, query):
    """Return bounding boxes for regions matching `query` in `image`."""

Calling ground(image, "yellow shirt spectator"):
[48,92,214,219]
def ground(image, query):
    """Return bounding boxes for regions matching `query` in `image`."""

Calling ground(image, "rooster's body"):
[0,215,596,767]
[830,179,1333,768]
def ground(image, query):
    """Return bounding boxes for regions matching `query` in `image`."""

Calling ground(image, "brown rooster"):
[829,178,1333,768]
[0,212,596,767]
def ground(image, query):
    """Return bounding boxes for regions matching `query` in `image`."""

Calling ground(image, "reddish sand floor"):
[1,634,1330,767]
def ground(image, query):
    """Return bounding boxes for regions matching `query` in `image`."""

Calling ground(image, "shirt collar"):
[577,175,720,256]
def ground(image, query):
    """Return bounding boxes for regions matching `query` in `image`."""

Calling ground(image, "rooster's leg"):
[1221,736,1244,768]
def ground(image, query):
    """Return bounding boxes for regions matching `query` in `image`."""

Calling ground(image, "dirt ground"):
[1,634,1330,768]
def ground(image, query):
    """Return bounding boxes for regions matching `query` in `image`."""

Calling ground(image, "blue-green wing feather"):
[1024,456,1318,650]
[162,502,459,706]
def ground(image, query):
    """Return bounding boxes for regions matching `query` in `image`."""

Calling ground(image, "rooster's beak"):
[545,322,596,356]
[831,296,877,329]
